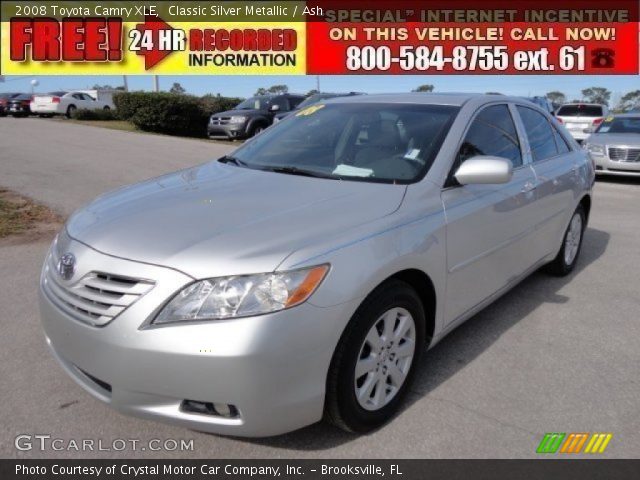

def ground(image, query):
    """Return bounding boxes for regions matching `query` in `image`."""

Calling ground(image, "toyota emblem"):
[57,253,76,281]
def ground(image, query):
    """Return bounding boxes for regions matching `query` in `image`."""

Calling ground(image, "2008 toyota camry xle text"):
[39,94,593,436]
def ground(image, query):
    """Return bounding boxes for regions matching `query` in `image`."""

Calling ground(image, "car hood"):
[66,161,406,279]
[587,133,640,146]
[213,109,262,117]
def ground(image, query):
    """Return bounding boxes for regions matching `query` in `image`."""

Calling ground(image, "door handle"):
[521,181,537,193]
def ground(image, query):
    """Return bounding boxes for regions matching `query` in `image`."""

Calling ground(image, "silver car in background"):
[584,113,640,177]
[39,94,593,436]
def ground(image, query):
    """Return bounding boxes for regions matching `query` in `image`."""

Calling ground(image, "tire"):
[325,279,425,433]
[103,106,111,111]
[248,124,265,137]
[545,205,586,276]
[66,105,76,118]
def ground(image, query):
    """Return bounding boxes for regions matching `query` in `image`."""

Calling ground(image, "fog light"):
[180,400,239,418]
[214,403,232,417]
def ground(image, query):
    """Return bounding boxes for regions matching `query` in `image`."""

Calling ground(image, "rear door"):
[515,105,578,260]
[441,103,539,324]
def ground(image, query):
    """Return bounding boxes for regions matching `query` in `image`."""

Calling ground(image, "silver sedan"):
[39,93,593,436]
[584,113,640,177]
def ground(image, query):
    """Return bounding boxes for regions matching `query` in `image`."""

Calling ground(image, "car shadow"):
[217,227,610,450]
[595,175,640,186]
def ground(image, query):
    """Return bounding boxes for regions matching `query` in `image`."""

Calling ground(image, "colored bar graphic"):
[584,433,613,453]
[536,433,566,453]
[537,433,613,454]
[560,433,589,453]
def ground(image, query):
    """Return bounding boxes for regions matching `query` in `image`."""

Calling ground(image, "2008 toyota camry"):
[39,93,593,436]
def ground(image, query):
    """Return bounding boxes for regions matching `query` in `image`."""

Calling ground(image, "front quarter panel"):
[279,182,447,342]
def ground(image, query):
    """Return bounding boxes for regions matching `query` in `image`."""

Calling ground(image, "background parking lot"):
[1,117,639,458]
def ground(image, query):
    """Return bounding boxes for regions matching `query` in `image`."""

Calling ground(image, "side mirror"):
[269,104,281,112]
[454,156,513,185]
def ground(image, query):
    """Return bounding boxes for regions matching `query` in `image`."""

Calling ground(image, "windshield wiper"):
[260,165,342,180]
[218,156,248,167]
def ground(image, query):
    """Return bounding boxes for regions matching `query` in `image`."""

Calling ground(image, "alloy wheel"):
[354,307,416,411]
[564,212,583,266]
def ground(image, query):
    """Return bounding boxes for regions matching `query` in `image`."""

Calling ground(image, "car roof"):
[326,92,532,107]
[254,93,303,98]
[559,103,605,107]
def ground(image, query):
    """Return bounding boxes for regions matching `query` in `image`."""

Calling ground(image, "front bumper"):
[207,123,247,139]
[591,153,640,177]
[39,237,354,437]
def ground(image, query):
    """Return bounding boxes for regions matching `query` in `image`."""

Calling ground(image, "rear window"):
[47,91,67,97]
[557,105,603,117]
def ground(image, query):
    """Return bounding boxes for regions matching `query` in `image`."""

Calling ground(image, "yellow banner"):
[0,20,306,75]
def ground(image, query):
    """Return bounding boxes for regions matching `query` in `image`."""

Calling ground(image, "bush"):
[130,93,207,137]
[70,108,116,120]
[112,92,149,120]
[200,94,244,117]
[111,92,244,137]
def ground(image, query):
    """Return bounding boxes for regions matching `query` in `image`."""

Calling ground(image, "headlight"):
[153,265,329,324]
[229,116,247,124]
[586,143,605,155]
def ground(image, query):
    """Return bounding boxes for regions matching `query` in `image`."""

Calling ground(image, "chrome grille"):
[609,147,640,162]
[210,117,230,125]
[43,253,155,326]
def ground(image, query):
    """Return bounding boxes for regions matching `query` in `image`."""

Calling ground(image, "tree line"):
[123,81,639,112]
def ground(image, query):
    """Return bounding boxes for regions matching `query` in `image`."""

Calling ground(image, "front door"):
[441,104,539,324]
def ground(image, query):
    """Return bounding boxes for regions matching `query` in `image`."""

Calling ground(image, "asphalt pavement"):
[1,117,639,458]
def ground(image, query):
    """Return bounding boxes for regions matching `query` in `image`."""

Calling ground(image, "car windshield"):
[557,105,603,117]
[596,116,640,134]
[226,103,459,184]
[234,96,270,111]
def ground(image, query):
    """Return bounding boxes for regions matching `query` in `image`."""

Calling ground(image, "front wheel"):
[545,205,586,276]
[325,280,425,433]
[248,124,265,137]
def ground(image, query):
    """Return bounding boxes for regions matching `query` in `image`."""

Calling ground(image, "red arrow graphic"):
[133,16,176,70]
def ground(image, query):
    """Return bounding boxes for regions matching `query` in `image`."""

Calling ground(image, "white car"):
[555,103,608,142]
[30,91,111,118]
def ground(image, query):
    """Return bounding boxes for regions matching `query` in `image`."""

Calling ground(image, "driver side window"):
[457,104,523,169]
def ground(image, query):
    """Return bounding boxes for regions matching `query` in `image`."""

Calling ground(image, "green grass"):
[0,189,61,238]
[49,117,238,145]
[65,119,139,132]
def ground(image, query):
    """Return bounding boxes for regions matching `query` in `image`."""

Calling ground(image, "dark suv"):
[208,93,305,140]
